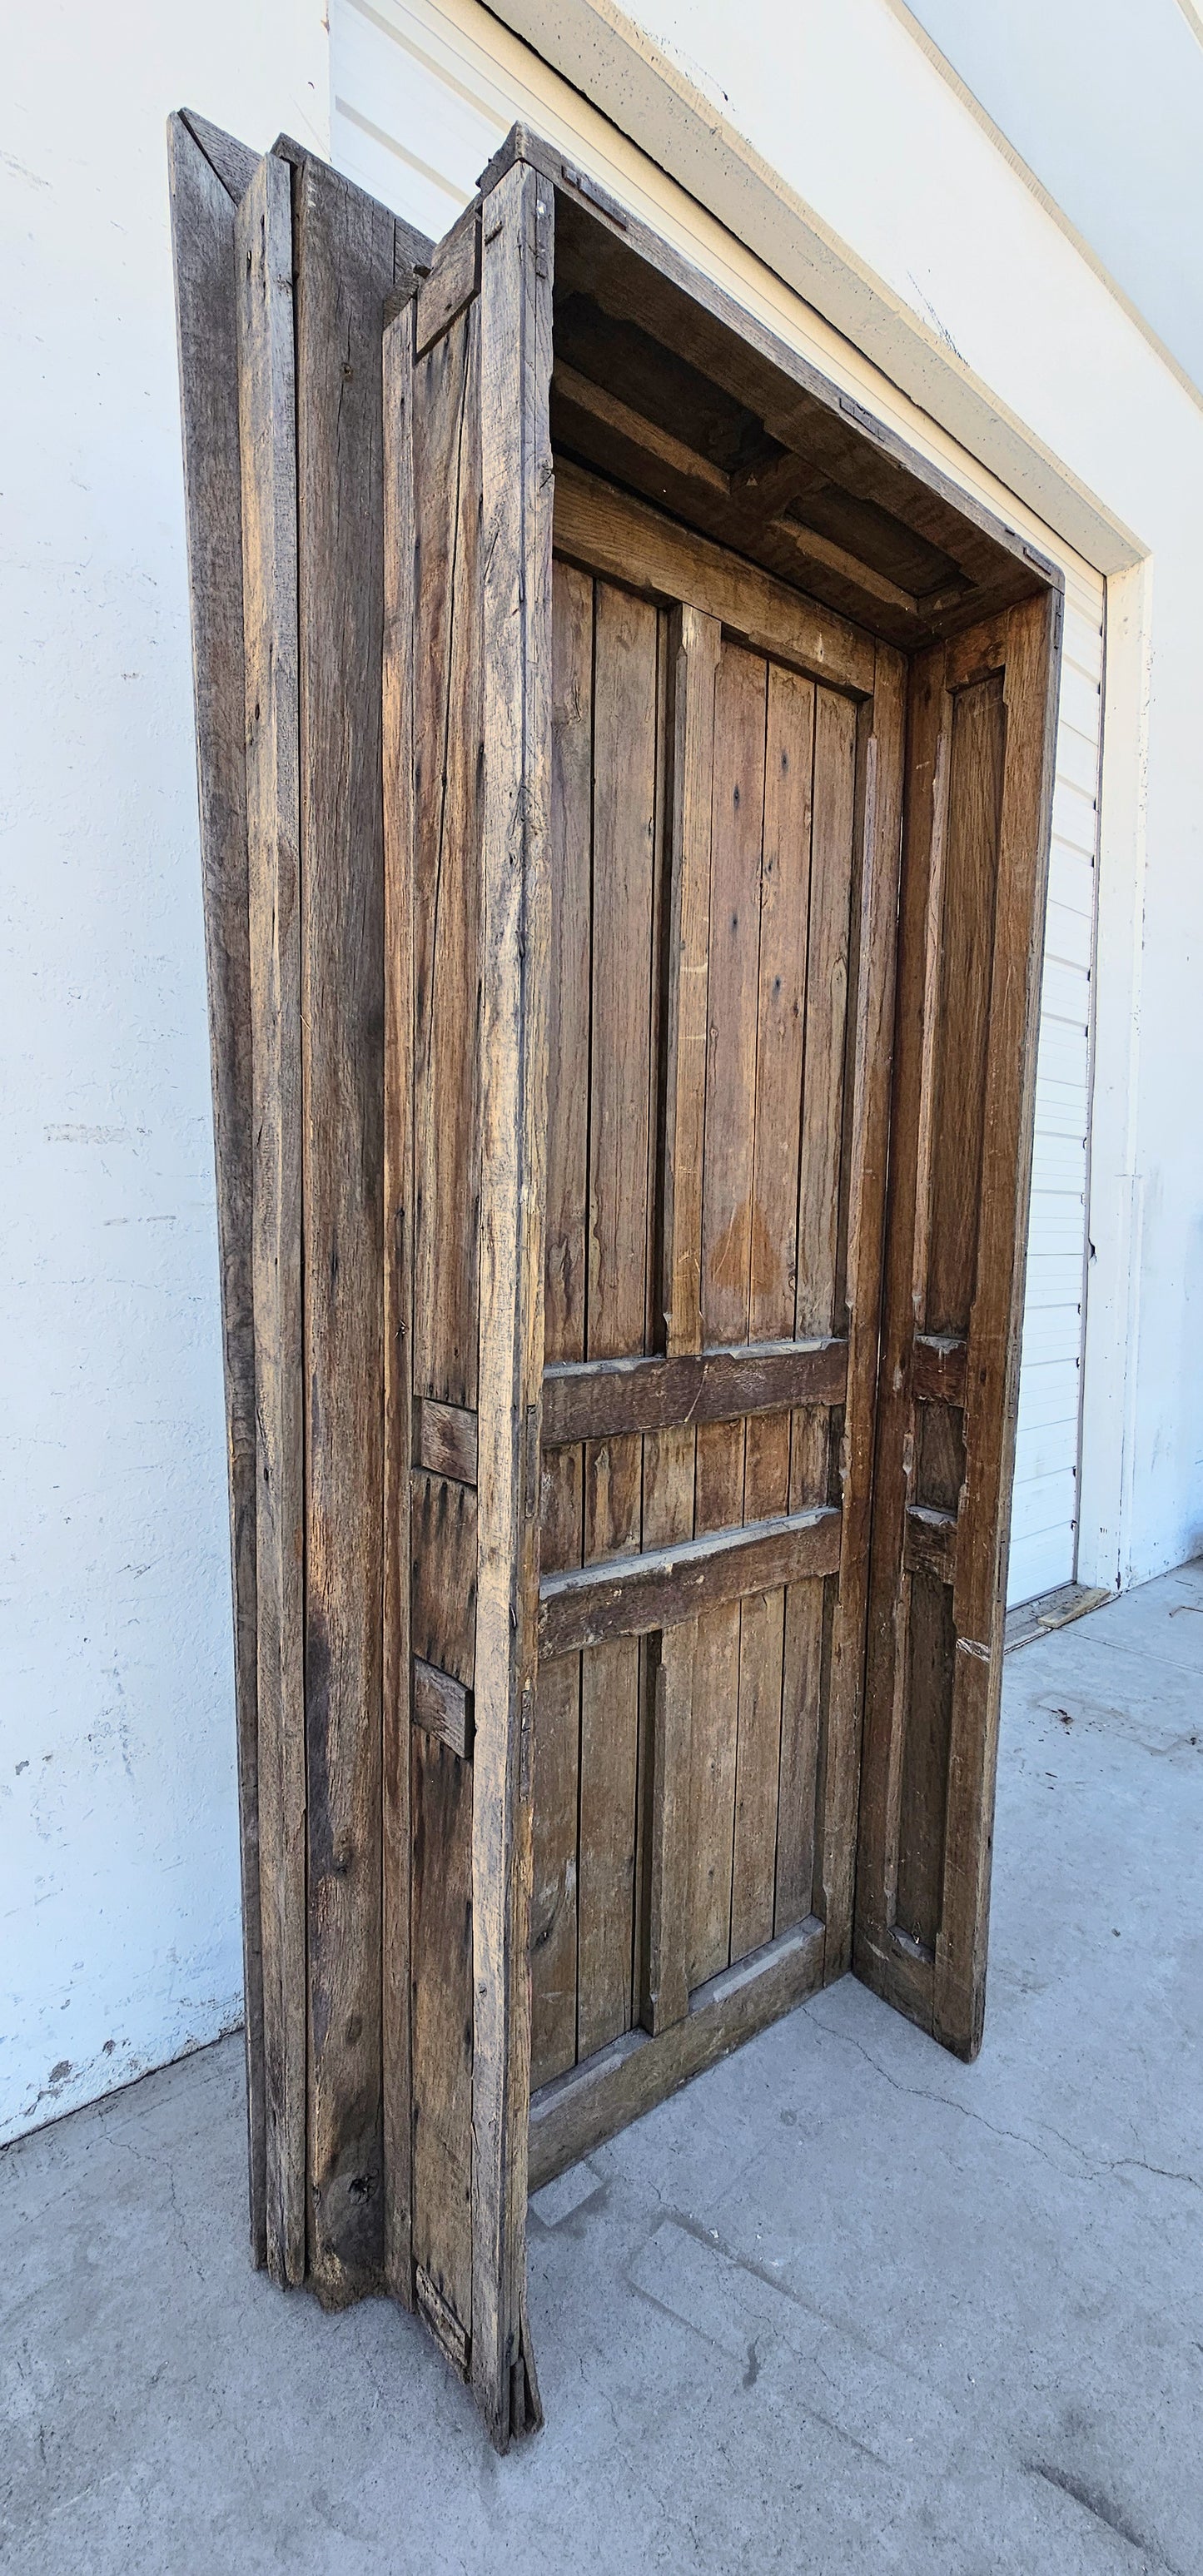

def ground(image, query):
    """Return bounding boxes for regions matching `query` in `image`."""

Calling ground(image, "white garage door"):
[330,0,1104,1612]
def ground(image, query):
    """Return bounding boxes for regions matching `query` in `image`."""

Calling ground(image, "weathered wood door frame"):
[172,110,1061,2449]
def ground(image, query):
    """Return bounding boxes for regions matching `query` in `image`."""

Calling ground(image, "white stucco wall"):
[0,4,328,2145]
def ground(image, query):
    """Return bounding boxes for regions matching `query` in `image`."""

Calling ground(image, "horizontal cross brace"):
[539,1504,842,1658]
[541,1335,846,1447]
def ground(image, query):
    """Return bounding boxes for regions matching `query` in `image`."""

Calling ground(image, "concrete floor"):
[3,1564,1201,2575]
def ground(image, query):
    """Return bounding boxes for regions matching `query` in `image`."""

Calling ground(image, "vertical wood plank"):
[531,557,593,2089]
[472,157,553,2448]
[688,640,766,1985]
[731,663,813,1963]
[406,296,484,2344]
[381,290,415,2304]
[819,644,907,1977]
[775,685,855,1929]
[412,306,484,1411]
[642,604,720,2031]
[294,155,396,2305]
[576,579,659,2061]
[167,112,266,2268]
[236,152,306,2290]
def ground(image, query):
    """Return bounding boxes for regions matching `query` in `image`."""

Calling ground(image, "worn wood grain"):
[541,1506,842,1658]
[730,662,813,1963]
[382,288,416,2304]
[773,684,854,1933]
[936,590,1060,2056]
[542,1335,846,1447]
[855,596,1060,2058]
[577,577,659,2064]
[413,1658,475,1760]
[641,604,720,2031]
[415,1398,478,1487]
[412,304,483,1412]
[470,157,553,2449]
[688,640,765,1984]
[415,201,480,356]
[554,460,875,695]
[530,555,592,2090]
[294,155,397,2304]
[235,152,306,2290]
[167,111,266,2269]
[818,646,907,1978]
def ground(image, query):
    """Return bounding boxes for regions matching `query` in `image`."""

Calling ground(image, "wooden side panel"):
[856,594,1061,2057]
[382,292,415,2300]
[167,111,266,2267]
[235,153,306,2290]
[405,291,484,2350]
[294,155,396,2306]
[471,159,553,2448]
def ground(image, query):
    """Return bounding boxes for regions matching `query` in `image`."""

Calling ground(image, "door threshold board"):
[529,1916,825,2191]
[1004,1580,1112,1654]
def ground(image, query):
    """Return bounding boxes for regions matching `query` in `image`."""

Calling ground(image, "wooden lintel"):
[539,1504,842,1658]
[529,1916,825,2189]
[414,1396,479,1486]
[554,460,876,697]
[541,1335,846,1447]
[912,1333,968,1407]
[903,1504,958,1588]
[413,1656,475,1760]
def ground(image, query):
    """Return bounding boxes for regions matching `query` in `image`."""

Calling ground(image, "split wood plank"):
[471,157,553,2449]
[167,110,266,2266]
[294,154,396,2305]
[554,460,876,696]
[235,152,306,2290]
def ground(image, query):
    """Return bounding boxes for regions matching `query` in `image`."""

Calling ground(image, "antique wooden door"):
[527,465,906,2172]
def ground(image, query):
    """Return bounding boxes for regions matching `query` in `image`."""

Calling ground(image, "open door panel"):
[854,599,1062,2059]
